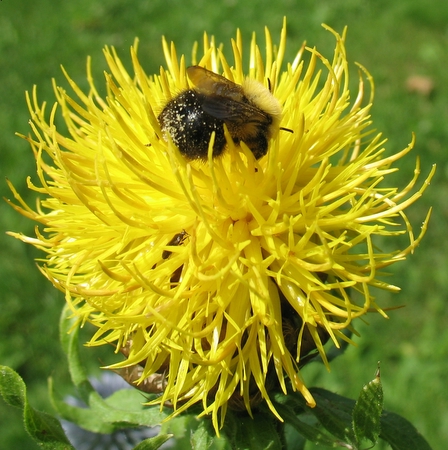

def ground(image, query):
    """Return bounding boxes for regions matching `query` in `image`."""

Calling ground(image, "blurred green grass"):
[1,0,447,448]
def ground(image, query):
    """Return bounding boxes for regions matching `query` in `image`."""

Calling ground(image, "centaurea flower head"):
[8,20,434,432]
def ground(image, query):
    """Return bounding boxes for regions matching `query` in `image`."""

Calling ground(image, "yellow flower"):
[8,19,434,432]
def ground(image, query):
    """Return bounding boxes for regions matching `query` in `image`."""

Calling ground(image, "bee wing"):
[200,95,269,125]
[187,65,270,125]
[187,66,241,99]
[187,66,228,87]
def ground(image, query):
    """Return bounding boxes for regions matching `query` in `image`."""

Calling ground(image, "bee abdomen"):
[158,90,227,160]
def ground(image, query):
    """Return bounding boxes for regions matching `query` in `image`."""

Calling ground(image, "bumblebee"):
[158,66,283,160]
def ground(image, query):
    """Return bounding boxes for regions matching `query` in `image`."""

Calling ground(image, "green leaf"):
[272,398,340,447]
[132,434,173,449]
[160,411,207,448]
[49,377,168,434]
[59,305,89,389]
[308,387,355,443]
[190,420,218,449]
[0,365,73,449]
[352,366,383,446]
[59,306,108,407]
[282,423,307,450]
[380,410,433,450]
[0,364,26,409]
[55,307,175,437]
[308,387,432,450]
[190,416,231,449]
[235,413,283,449]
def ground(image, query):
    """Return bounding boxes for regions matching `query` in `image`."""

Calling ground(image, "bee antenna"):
[267,78,272,92]
[280,127,294,134]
